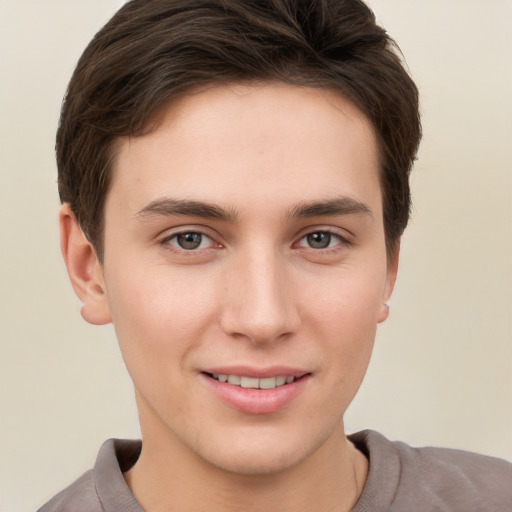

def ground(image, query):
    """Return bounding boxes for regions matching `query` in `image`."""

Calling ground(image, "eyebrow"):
[135,197,238,222]
[286,197,373,220]
[135,196,372,223]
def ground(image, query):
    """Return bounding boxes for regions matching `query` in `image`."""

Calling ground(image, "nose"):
[218,247,301,345]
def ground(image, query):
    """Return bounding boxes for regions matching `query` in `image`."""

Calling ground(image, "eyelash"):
[295,231,350,251]
[159,228,352,254]
[160,231,219,254]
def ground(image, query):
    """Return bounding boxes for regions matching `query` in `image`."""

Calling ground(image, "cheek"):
[103,263,219,374]
[303,270,383,393]
[319,297,377,379]
[304,264,385,331]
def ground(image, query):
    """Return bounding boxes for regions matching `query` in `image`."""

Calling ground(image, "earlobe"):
[59,204,112,325]
[377,241,400,324]
[377,302,390,323]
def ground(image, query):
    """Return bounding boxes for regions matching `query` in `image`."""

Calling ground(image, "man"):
[39,0,512,510]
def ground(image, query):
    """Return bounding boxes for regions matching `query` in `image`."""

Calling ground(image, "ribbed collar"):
[93,430,399,511]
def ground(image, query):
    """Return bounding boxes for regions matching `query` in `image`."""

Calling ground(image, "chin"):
[194,425,335,476]
[202,447,307,476]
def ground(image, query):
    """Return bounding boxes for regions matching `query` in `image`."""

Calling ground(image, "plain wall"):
[1,1,510,510]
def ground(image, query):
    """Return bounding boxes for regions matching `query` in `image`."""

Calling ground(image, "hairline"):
[87,80,397,263]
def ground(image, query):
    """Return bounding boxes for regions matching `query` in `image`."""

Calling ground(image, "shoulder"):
[37,438,142,512]
[37,470,101,512]
[350,430,512,512]
[395,438,512,511]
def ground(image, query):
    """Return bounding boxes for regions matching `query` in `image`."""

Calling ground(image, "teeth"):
[211,374,296,388]
[241,376,259,389]
[227,375,241,385]
[259,377,276,389]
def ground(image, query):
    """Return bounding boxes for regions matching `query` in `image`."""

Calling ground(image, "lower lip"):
[201,374,311,415]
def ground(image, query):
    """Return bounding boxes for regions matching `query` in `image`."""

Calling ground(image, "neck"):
[124,420,367,512]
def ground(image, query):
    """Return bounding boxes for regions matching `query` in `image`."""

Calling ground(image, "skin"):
[60,83,398,512]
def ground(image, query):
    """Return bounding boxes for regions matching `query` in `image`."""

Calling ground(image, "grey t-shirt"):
[38,430,512,511]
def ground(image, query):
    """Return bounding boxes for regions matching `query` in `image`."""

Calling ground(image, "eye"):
[298,231,343,249]
[165,231,214,250]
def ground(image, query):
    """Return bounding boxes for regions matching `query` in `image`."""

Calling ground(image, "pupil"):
[178,233,202,249]
[307,232,330,249]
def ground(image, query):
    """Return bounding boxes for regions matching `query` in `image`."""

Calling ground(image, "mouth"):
[204,372,300,389]
[201,369,311,414]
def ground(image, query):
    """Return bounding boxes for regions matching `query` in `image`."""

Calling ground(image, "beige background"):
[1,1,511,510]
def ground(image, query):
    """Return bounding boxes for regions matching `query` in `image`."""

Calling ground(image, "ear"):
[377,241,400,324]
[59,204,112,325]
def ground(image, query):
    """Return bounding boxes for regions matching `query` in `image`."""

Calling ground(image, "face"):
[92,84,396,474]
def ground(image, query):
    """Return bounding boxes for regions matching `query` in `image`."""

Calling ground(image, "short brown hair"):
[57,0,421,261]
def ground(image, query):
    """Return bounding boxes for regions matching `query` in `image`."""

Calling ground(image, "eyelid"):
[294,226,353,247]
[168,232,214,250]
[158,226,223,252]
[296,232,343,249]
[156,224,353,254]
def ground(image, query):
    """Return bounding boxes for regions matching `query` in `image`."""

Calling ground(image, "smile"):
[207,373,296,389]
[202,370,311,414]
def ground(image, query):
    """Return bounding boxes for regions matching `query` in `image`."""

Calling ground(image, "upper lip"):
[200,366,311,379]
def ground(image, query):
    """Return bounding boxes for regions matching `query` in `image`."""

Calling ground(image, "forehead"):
[108,83,382,220]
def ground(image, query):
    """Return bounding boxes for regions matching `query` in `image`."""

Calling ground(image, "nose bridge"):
[219,243,299,343]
